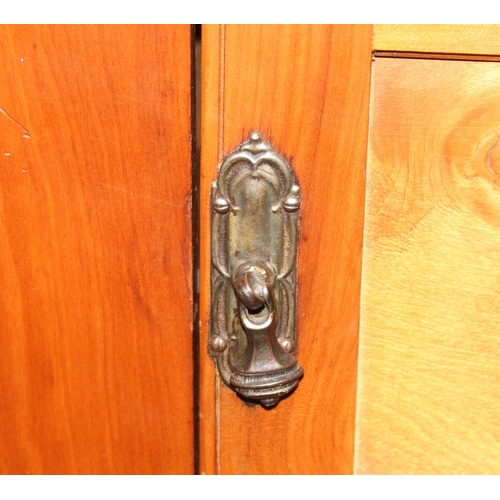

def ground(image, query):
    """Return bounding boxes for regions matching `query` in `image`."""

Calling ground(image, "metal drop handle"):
[210,132,303,407]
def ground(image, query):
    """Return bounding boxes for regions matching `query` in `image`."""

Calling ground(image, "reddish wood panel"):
[199,25,219,475]
[200,25,373,474]
[0,25,194,474]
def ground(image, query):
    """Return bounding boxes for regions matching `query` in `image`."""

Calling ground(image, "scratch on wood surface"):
[0,107,31,138]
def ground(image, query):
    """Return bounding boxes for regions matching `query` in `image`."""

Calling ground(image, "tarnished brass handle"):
[210,132,303,407]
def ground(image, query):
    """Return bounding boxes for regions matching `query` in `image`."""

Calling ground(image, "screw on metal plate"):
[210,131,303,408]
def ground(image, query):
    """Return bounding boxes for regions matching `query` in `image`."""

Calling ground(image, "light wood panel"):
[374,24,500,56]
[0,25,194,474]
[200,25,373,474]
[356,57,500,474]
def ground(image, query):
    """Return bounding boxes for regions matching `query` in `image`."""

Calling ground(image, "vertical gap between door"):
[192,23,201,475]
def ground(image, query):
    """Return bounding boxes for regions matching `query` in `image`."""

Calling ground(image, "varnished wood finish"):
[374,24,500,56]
[200,25,373,474]
[199,25,219,475]
[0,25,193,474]
[356,57,500,474]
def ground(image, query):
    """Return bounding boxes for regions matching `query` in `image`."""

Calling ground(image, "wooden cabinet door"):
[199,24,500,475]
[6,23,500,476]
[0,25,194,474]
[199,25,372,474]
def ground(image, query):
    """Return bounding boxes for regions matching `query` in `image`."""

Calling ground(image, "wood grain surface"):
[374,24,500,56]
[356,57,500,474]
[0,25,194,474]
[200,25,373,474]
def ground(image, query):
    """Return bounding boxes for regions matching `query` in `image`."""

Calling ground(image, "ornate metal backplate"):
[210,132,303,407]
